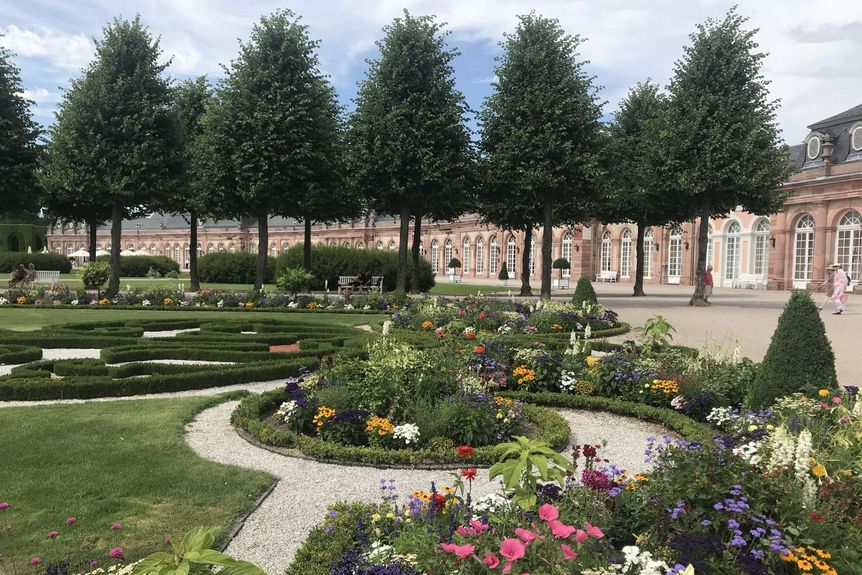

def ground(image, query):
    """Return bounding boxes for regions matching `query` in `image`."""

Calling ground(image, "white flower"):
[473,493,510,514]
[464,326,476,337]
[216,299,225,308]
[767,427,796,470]
[393,423,420,445]
[70,299,78,305]
[793,429,813,483]
[366,540,394,564]
[560,371,578,393]
[275,401,299,423]
[344,303,354,310]
[670,395,687,410]
[363,304,371,310]
[141,299,151,307]
[0,297,7,305]
[382,320,392,337]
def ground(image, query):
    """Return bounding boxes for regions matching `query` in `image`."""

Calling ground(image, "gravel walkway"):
[106,359,237,367]
[142,328,201,338]
[186,401,668,575]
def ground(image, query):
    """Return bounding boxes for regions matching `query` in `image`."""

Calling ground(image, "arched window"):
[206,243,213,254]
[228,243,236,253]
[150,243,157,255]
[668,226,683,280]
[529,239,535,276]
[183,244,190,269]
[724,221,741,281]
[836,210,862,280]
[388,240,396,251]
[561,232,573,278]
[218,243,225,253]
[356,241,366,249]
[852,126,862,152]
[600,231,612,272]
[444,239,454,272]
[489,236,498,275]
[139,243,146,253]
[462,238,471,274]
[418,242,425,256]
[430,240,440,273]
[506,235,517,278]
[794,215,815,282]
[753,219,770,276]
[475,237,484,274]
[643,228,654,279]
[342,241,351,249]
[282,241,289,253]
[173,243,181,262]
[329,240,338,247]
[807,135,822,160]
[126,242,134,250]
[620,229,632,278]
[270,243,278,257]
[376,241,384,251]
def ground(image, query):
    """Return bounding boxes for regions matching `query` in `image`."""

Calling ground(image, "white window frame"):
[489,237,498,275]
[643,228,654,279]
[600,231,612,272]
[475,237,484,274]
[794,215,815,285]
[430,240,440,274]
[620,229,632,278]
[506,235,517,279]
[753,219,770,276]
[836,210,861,281]
[462,238,471,274]
[724,221,741,282]
[668,226,682,281]
[561,232,573,278]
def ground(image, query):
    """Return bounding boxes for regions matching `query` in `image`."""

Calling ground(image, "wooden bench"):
[8,270,60,288]
[595,270,618,283]
[733,273,766,289]
[338,275,383,295]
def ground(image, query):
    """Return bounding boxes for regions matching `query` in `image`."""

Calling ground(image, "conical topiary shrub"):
[748,290,837,409]
[572,276,598,307]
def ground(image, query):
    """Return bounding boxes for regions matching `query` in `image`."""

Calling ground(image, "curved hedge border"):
[231,389,571,468]
[500,391,718,445]
[0,303,391,315]
[0,345,42,365]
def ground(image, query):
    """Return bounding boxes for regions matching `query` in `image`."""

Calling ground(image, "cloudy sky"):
[2,0,860,143]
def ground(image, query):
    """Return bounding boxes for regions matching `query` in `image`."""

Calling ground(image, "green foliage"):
[447,257,461,270]
[749,290,837,409]
[0,45,40,216]
[0,252,72,273]
[634,315,675,353]
[95,255,180,277]
[347,11,474,291]
[0,223,46,253]
[132,527,265,575]
[572,276,597,307]
[0,345,42,364]
[276,245,434,292]
[552,257,570,271]
[497,262,509,281]
[80,261,111,289]
[489,436,574,510]
[198,252,275,284]
[685,359,758,420]
[276,267,315,296]
[285,503,372,575]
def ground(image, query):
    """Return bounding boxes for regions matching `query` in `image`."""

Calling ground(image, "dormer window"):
[852,125,862,152]
[806,135,822,160]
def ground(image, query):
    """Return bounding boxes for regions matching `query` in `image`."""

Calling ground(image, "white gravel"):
[42,348,102,360]
[142,328,201,338]
[185,401,669,575]
[106,359,237,367]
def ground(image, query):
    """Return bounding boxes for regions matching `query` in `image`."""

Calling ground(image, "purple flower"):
[47,530,58,539]
[89,561,99,569]
[110,522,121,531]
[701,519,712,527]
[728,519,740,529]
[65,517,76,526]
[108,547,125,559]
[0,503,8,510]
[29,557,42,566]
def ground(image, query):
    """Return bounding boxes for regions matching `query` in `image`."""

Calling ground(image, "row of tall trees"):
[7,8,788,302]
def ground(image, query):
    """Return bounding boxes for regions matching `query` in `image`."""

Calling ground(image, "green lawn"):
[57,274,253,292]
[427,282,507,296]
[0,307,382,331]
[0,395,273,569]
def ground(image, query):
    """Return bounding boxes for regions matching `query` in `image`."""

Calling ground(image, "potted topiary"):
[498,262,509,286]
[552,258,571,289]
[81,261,110,300]
[447,258,462,283]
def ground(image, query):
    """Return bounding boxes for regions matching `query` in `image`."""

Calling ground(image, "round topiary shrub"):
[748,290,837,409]
[572,276,598,307]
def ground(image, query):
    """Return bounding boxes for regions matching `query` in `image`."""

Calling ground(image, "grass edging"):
[231,390,571,468]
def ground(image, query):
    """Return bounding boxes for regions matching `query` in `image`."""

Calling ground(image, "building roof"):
[796,103,862,171]
[808,104,862,131]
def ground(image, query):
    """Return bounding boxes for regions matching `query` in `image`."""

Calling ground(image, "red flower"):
[465,331,476,340]
[432,493,446,511]
[474,345,485,354]
[456,445,475,459]
[461,467,477,481]
[478,312,487,319]
[808,512,825,523]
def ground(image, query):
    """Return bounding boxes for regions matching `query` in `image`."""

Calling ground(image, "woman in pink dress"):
[831,263,848,315]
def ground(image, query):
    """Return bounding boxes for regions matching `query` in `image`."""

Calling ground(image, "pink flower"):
[439,543,457,554]
[453,544,475,559]
[0,503,8,510]
[499,538,526,561]
[548,520,575,539]
[456,526,474,537]
[65,517,76,526]
[832,396,843,404]
[560,544,578,560]
[47,530,58,539]
[584,522,604,539]
[163,539,171,546]
[108,547,125,559]
[573,529,588,543]
[89,561,98,569]
[483,553,500,568]
[514,527,538,542]
[29,558,42,566]
[537,503,559,522]
[110,522,121,531]
[469,519,489,534]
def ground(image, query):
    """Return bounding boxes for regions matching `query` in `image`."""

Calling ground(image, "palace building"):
[48,104,862,290]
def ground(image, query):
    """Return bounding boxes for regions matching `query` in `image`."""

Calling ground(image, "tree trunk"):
[540,201,553,300]
[108,205,122,296]
[520,226,533,296]
[410,216,422,293]
[87,219,98,261]
[689,204,711,306]
[633,221,646,296]
[255,213,268,293]
[303,218,312,272]
[189,211,200,292]
[396,207,410,292]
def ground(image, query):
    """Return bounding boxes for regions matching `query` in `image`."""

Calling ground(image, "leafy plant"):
[489,436,573,510]
[572,276,597,307]
[634,315,675,353]
[145,266,162,279]
[552,257,570,279]
[132,526,265,575]
[447,257,461,270]
[80,262,110,289]
[276,267,315,297]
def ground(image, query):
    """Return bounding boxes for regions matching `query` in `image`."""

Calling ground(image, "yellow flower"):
[818,389,830,397]
[244,301,254,308]
[313,406,336,429]
[512,365,536,386]
[163,297,173,305]
[16,296,26,304]
[422,320,433,329]
[812,464,827,478]
[370,513,381,523]
[366,416,394,436]
[586,356,600,368]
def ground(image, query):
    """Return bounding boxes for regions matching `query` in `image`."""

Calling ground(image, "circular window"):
[807,136,822,160]
[852,126,862,152]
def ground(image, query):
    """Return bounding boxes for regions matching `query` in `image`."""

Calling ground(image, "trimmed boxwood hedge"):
[231,390,571,467]
[198,252,276,284]
[95,254,180,277]
[0,344,42,364]
[0,251,72,273]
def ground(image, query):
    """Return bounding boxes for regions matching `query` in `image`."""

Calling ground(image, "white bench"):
[733,273,766,289]
[595,270,618,283]
[34,271,60,285]
[338,275,384,295]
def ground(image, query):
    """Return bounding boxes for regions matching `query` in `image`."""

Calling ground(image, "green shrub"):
[498,262,509,281]
[572,276,598,307]
[448,257,461,270]
[286,503,372,575]
[748,290,837,409]
[95,255,179,277]
[276,267,315,296]
[0,251,72,273]
[275,245,434,292]
[81,261,110,288]
[198,252,275,284]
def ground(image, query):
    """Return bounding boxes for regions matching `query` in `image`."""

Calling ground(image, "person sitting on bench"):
[346,271,373,295]
[8,264,27,287]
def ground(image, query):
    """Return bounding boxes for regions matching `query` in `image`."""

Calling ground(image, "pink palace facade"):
[48,104,862,290]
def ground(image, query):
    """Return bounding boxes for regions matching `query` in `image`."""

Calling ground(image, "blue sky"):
[2,0,861,143]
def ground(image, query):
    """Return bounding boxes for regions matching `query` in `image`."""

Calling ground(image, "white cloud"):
[0,24,93,70]
[17,88,61,104]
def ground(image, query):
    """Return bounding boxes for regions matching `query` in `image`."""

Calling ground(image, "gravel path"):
[186,401,668,575]
[106,359,237,367]
[142,328,201,338]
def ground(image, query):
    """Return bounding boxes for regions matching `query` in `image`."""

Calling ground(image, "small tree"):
[448,258,462,272]
[276,267,315,298]
[572,276,597,307]
[749,290,837,409]
[552,257,570,280]
[80,261,110,299]
[498,262,509,282]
